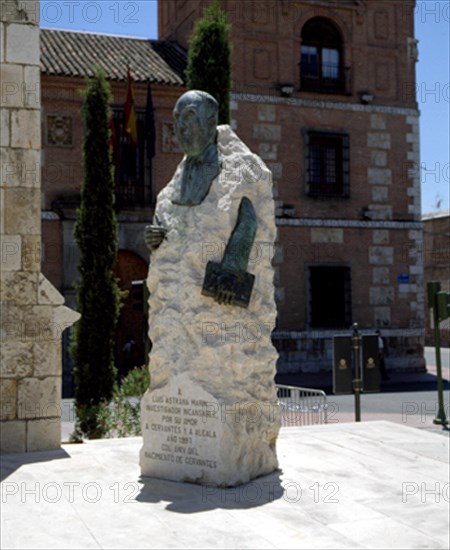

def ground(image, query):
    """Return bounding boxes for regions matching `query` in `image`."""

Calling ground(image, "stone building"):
[39,0,425,390]
[0,1,79,453]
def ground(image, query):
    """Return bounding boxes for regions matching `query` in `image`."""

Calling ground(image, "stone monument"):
[140,91,280,486]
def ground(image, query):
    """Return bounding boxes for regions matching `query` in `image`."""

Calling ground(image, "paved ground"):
[1,421,448,549]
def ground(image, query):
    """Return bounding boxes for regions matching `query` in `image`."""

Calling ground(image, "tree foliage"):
[70,69,123,439]
[186,0,232,125]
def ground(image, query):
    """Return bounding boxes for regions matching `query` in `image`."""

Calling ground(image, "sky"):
[39,0,449,214]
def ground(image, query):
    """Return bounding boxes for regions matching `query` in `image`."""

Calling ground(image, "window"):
[111,108,152,207]
[308,266,352,328]
[305,131,350,198]
[300,17,345,93]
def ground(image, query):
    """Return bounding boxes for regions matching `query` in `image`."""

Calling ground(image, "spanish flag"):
[124,68,138,147]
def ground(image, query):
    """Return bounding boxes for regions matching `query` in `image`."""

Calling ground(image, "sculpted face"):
[173,91,218,158]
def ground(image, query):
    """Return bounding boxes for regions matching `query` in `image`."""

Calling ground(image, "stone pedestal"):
[140,126,280,486]
[141,373,279,487]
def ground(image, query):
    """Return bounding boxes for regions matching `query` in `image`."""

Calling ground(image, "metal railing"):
[276,384,328,426]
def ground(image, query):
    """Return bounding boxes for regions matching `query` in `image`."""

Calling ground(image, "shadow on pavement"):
[136,468,284,512]
[0,448,71,482]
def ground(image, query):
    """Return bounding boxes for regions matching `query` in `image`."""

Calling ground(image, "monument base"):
[140,373,279,487]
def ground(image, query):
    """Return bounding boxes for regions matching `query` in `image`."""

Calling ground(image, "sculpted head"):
[173,90,219,158]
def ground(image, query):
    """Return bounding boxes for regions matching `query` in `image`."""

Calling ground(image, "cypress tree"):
[70,69,123,439]
[186,0,232,125]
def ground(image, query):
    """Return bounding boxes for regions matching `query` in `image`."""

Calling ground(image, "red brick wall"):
[41,75,186,210]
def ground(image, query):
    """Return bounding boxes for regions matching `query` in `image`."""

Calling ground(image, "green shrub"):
[96,366,150,438]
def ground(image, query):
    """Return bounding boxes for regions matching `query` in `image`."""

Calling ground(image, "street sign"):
[362,335,380,392]
[332,336,353,394]
[436,291,450,321]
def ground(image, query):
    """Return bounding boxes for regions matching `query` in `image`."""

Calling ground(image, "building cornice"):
[276,218,423,229]
[232,92,419,117]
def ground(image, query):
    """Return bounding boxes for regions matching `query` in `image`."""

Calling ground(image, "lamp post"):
[352,322,362,422]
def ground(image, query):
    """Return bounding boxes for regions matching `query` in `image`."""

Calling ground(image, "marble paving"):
[1,421,448,549]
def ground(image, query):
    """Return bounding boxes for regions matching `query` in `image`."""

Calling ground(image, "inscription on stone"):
[143,393,219,469]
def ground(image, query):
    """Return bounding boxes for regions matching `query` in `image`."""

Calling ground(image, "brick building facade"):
[40,0,425,391]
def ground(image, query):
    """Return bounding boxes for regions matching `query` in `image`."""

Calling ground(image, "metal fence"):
[276,385,328,426]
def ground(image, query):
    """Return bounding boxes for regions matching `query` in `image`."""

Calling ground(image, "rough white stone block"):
[17,377,60,420]
[409,265,423,275]
[407,187,419,197]
[0,340,34,378]
[0,147,40,187]
[372,267,390,284]
[398,284,411,294]
[1,1,40,24]
[32,340,62,377]
[141,373,279,487]
[369,246,394,265]
[253,124,281,141]
[366,205,392,220]
[406,132,419,144]
[259,143,277,160]
[38,274,64,305]
[0,23,4,62]
[367,133,391,149]
[368,168,392,185]
[266,162,282,179]
[1,109,10,147]
[374,306,391,326]
[4,187,40,234]
[371,150,387,167]
[27,419,61,452]
[0,189,4,233]
[0,420,26,453]
[0,378,17,420]
[0,63,23,108]
[373,230,389,244]
[370,114,386,130]
[372,186,389,202]
[0,270,38,304]
[310,228,343,243]
[23,65,40,109]
[0,234,21,271]
[406,115,419,125]
[6,24,39,65]
[257,104,276,122]
[11,108,41,149]
[370,286,394,305]
[408,230,422,240]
